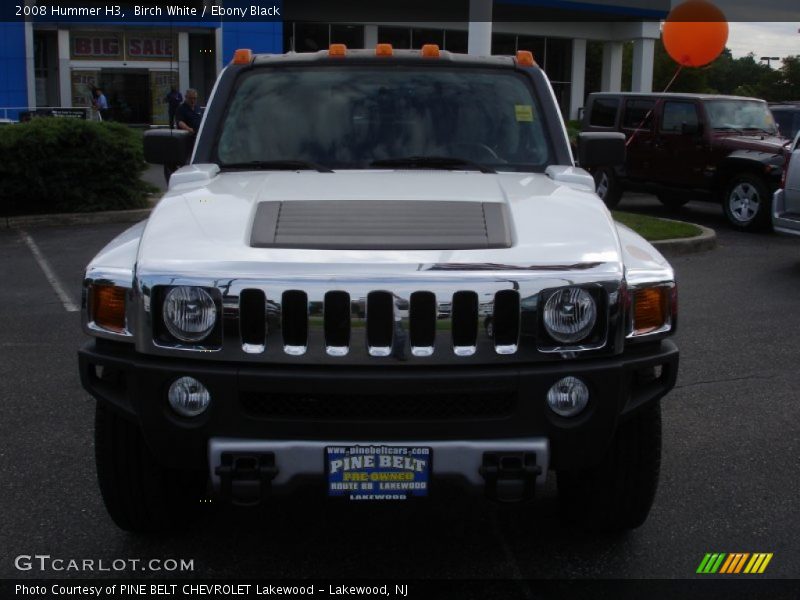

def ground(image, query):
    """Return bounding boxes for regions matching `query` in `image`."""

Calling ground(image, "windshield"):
[705,99,778,134]
[215,66,552,171]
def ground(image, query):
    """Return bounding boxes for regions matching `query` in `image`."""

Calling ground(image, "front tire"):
[95,402,209,532]
[557,401,661,532]
[723,174,772,232]
[592,168,623,209]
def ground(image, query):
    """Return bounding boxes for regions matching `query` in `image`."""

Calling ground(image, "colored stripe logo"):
[697,553,773,574]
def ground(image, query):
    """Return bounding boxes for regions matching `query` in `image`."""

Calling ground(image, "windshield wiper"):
[369,156,496,174]
[220,160,333,173]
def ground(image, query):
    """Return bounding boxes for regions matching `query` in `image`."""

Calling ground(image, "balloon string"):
[625,65,684,147]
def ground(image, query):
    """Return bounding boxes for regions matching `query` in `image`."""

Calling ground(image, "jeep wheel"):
[592,168,622,209]
[557,401,661,532]
[723,174,772,232]
[657,193,690,210]
[95,402,210,532]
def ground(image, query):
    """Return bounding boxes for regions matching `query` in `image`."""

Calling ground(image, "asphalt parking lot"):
[1,196,799,587]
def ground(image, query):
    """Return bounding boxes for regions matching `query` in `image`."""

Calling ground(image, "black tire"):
[722,173,773,232]
[95,402,209,532]
[657,192,690,210]
[592,168,623,209]
[557,401,661,532]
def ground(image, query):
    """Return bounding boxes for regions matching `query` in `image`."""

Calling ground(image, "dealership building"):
[0,0,667,123]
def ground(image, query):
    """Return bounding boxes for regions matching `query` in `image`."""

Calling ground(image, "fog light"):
[168,376,211,417]
[546,376,589,417]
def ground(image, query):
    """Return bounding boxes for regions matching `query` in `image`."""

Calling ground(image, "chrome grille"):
[240,288,502,359]
[136,268,624,365]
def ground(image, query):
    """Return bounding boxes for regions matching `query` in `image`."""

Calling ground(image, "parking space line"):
[19,229,80,313]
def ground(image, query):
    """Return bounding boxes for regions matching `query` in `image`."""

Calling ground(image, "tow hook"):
[215,452,278,506]
[479,452,542,502]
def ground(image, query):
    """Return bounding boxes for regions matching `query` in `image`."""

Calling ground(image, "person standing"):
[95,88,109,121]
[175,89,202,134]
[165,89,202,183]
[164,85,183,128]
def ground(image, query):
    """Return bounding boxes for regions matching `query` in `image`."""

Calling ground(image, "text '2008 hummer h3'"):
[78,46,679,533]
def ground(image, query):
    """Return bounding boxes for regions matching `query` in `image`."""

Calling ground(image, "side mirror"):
[143,129,194,165]
[577,132,626,168]
[681,122,702,136]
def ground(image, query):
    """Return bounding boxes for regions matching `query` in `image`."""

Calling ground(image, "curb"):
[3,207,152,229]
[651,221,717,257]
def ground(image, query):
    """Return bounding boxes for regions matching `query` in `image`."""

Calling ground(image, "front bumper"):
[79,339,678,483]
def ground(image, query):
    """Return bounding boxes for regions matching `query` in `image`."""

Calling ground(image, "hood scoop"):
[249,200,512,250]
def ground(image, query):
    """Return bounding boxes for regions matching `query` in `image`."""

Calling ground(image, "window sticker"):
[515,104,534,122]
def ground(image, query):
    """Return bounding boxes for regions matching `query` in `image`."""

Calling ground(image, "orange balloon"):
[663,0,728,67]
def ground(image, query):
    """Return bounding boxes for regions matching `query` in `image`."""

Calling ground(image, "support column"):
[215,27,223,76]
[467,0,492,56]
[569,38,586,121]
[601,41,623,92]
[631,37,655,92]
[364,24,378,49]
[178,32,190,96]
[24,20,35,108]
[57,29,71,108]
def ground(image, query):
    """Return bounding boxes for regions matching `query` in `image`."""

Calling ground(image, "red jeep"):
[582,92,788,231]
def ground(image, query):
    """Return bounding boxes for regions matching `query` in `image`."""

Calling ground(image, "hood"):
[712,132,787,154]
[136,170,623,276]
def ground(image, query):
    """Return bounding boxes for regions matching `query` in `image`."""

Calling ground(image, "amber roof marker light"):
[375,43,393,57]
[421,44,441,58]
[328,44,347,57]
[232,48,253,64]
[515,50,537,67]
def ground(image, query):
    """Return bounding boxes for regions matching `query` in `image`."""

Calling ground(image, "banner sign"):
[71,33,123,59]
[70,32,176,61]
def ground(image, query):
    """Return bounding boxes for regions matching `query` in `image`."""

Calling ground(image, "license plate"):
[326,445,431,500]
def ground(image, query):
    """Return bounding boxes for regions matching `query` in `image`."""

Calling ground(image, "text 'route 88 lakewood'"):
[15,584,410,597]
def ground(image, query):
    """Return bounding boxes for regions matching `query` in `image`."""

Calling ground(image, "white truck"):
[79,45,679,533]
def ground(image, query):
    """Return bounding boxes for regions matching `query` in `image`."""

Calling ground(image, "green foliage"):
[587,39,799,102]
[653,42,799,101]
[0,118,153,216]
[613,211,702,242]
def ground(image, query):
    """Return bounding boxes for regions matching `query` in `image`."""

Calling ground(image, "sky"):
[727,22,800,62]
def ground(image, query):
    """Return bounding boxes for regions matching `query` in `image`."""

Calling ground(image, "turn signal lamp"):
[92,285,127,333]
[328,43,347,57]
[232,48,253,64]
[633,287,668,335]
[421,44,440,58]
[515,50,536,67]
[375,43,393,57]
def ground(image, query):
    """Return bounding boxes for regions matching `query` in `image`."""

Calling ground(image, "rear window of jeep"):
[589,98,619,127]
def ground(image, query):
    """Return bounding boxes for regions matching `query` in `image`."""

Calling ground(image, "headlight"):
[163,286,217,342]
[543,287,597,344]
